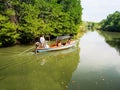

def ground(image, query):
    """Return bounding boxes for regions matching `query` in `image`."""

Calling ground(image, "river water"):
[0,31,120,90]
[68,31,120,90]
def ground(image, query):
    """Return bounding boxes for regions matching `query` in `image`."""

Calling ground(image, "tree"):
[100,11,120,32]
[0,14,19,47]
[0,0,82,47]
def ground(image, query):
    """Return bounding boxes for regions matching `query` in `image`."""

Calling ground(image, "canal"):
[0,31,120,90]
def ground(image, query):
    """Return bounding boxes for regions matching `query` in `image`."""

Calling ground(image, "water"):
[67,31,120,90]
[0,31,120,90]
[0,45,80,90]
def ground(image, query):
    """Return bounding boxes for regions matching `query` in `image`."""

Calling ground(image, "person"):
[57,40,62,47]
[35,42,40,48]
[65,38,71,45]
[40,35,45,48]
[35,42,40,54]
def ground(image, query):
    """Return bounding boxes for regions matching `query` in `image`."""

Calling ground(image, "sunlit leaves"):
[0,22,19,47]
[0,0,82,46]
[0,15,8,21]
[6,9,15,16]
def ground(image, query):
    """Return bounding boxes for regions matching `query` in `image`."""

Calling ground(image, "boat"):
[36,40,78,53]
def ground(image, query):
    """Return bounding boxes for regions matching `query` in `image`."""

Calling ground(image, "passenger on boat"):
[35,42,40,54]
[57,40,62,47]
[40,35,45,48]
[65,38,71,45]
[35,42,40,49]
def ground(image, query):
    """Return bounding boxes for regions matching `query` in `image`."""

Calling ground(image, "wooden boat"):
[36,40,77,53]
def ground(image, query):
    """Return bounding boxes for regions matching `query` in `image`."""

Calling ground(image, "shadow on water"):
[0,45,80,90]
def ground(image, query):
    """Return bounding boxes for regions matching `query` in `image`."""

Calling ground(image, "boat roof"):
[56,35,71,40]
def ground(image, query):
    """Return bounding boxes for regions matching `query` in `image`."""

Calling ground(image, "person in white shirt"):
[40,35,45,48]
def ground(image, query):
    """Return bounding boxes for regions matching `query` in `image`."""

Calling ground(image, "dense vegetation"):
[99,11,120,32]
[0,0,82,47]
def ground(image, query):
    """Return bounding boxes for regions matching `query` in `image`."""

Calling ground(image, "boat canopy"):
[56,35,71,40]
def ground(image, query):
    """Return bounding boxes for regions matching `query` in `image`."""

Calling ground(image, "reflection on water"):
[0,46,80,90]
[106,38,120,54]
[1,31,120,90]
[67,31,120,90]
[98,31,120,54]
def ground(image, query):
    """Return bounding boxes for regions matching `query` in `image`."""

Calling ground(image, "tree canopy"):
[0,0,82,47]
[99,11,120,32]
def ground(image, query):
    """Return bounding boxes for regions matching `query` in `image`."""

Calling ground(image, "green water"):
[0,31,120,90]
[0,45,79,90]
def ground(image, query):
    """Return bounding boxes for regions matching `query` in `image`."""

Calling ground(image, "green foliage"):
[6,9,15,16]
[100,11,120,32]
[0,0,82,47]
[0,15,19,47]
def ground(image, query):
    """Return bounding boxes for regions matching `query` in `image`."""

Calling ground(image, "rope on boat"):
[18,46,34,55]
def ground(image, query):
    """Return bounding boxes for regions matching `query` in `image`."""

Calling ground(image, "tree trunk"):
[5,0,18,24]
